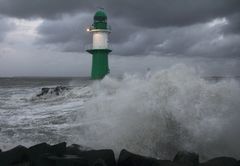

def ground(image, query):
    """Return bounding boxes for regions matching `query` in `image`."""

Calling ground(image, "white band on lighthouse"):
[92,31,109,49]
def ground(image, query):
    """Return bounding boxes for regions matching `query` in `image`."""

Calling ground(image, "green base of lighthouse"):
[87,49,112,79]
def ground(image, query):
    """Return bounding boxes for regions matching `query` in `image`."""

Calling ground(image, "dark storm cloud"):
[36,13,240,57]
[0,0,240,28]
[222,13,240,34]
[0,0,93,19]
[104,0,240,28]
[36,14,141,53]
[113,22,240,57]
[36,14,92,52]
[2,0,238,57]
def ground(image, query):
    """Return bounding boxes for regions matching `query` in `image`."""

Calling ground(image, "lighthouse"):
[86,9,112,79]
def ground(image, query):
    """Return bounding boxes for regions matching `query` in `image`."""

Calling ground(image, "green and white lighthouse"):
[86,9,112,79]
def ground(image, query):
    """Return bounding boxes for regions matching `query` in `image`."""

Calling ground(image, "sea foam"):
[73,64,240,160]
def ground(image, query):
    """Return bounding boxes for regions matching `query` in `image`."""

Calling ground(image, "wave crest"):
[75,64,240,159]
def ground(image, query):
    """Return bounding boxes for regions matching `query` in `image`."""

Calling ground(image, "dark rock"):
[27,142,67,166]
[118,149,171,166]
[81,149,116,166]
[38,88,50,96]
[54,86,68,96]
[173,151,199,166]
[66,144,92,155]
[50,142,67,157]
[66,144,83,155]
[37,86,69,97]
[46,155,88,166]
[3,143,240,166]
[27,142,51,166]
[200,157,238,166]
[0,145,28,166]
[66,144,115,166]
[12,161,30,166]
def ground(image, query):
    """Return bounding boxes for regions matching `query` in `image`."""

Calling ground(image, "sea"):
[0,64,240,160]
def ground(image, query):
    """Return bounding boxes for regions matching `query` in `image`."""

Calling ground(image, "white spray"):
[73,64,240,160]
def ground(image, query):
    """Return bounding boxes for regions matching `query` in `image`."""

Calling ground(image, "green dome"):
[94,10,107,21]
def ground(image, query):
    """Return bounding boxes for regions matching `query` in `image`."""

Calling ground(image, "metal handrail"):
[87,25,112,31]
[85,44,112,50]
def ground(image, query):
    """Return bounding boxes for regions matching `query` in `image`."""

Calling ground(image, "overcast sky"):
[0,0,239,77]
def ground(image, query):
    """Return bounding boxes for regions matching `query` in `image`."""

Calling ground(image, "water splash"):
[73,64,240,160]
[0,64,239,160]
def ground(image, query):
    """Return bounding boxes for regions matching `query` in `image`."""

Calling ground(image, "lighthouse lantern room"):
[86,9,112,79]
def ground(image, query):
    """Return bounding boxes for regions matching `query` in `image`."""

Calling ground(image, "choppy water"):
[0,64,240,160]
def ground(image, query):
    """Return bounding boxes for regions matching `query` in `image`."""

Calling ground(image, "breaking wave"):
[73,64,240,160]
[1,64,240,160]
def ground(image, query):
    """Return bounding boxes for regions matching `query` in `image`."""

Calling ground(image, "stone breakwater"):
[0,142,239,166]
[36,86,70,97]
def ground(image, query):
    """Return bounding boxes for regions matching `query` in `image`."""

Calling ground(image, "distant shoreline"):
[0,76,240,79]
